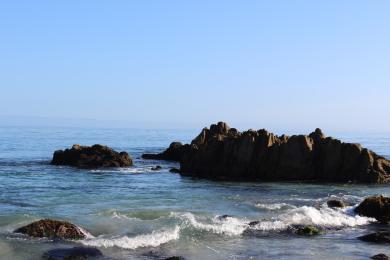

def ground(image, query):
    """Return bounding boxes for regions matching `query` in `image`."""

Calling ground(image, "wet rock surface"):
[327,199,346,208]
[14,219,86,239]
[359,231,390,244]
[52,144,132,168]
[371,254,389,260]
[143,122,390,183]
[42,247,103,260]
[355,196,390,223]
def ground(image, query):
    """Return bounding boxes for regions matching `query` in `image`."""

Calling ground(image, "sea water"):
[0,126,389,259]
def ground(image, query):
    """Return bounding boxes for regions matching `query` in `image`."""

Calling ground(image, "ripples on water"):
[0,126,389,259]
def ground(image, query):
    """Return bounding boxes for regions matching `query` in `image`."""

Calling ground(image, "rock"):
[42,247,102,260]
[327,199,346,208]
[14,219,86,239]
[354,196,390,223]
[144,122,390,183]
[371,254,389,260]
[151,165,162,171]
[52,144,132,168]
[248,221,260,227]
[217,215,232,220]
[295,225,322,236]
[164,257,185,260]
[142,142,190,161]
[169,168,181,173]
[359,231,390,244]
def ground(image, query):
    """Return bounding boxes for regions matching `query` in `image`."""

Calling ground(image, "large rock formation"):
[14,219,86,240]
[52,144,132,168]
[355,196,390,223]
[142,122,390,183]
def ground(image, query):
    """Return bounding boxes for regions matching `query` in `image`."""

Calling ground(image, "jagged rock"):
[14,219,86,239]
[358,231,390,244]
[151,165,162,171]
[52,144,132,168]
[355,196,390,223]
[42,247,102,260]
[327,199,346,208]
[142,142,190,161]
[143,122,390,183]
[371,254,389,260]
[169,168,181,173]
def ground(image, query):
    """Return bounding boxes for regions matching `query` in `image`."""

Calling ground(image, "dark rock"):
[43,247,102,260]
[147,122,390,183]
[355,196,390,223]
[217,215,232,220]
[248,221,260,227]
[142,142,190,162]
[52,144,132,168]
[14,219,86,239]
[169,168,181,173]
[371,254,389,260]
[164,257,185,260]
[151,165,162,171]
[294,225,322,236]
[359,231,390,243]
[327,199,346,208]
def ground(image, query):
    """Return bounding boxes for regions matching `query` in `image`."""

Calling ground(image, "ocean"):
[0,126,389,259]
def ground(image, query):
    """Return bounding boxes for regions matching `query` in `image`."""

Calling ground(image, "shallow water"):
[0,126,389,259]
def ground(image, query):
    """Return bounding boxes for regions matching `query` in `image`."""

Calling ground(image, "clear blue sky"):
[0,1,389,132]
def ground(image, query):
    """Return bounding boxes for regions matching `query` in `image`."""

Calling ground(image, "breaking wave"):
[249,206,375,231]
[80,226,180,250]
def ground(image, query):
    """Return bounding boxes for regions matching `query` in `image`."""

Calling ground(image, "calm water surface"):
[0,126,389,259]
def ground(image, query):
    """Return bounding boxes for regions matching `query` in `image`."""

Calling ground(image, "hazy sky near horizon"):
[0,1,389,132]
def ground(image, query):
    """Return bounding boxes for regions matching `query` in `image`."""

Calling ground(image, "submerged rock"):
[359,231,390,244]
[371,254,389,260]
[355,196,390,223]
[169,167,181,173]
[52,144,132,168]
[143,122,390,183]
[151,165,162,171]
[42,247,102,260]
[327,199,346,208]
[14,219,86,239]
[294,225,322,236]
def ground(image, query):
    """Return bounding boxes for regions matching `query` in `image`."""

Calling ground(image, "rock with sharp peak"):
[142,122,390,183]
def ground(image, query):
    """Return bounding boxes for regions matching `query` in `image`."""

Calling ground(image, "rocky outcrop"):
[52,144,132,168]
[355,196,390,223]
[142,142,190,161]
[14,219,86,239]
[143,122,390,183]
[43,247,102,260]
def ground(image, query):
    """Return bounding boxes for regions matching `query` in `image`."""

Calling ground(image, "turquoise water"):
[0,126,389,259]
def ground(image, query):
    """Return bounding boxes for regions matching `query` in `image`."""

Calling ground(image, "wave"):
[171,212,248,236]
[255,203,296,211]
[89,167,160,174]
[249,206,375,232]
[80,226,179,250]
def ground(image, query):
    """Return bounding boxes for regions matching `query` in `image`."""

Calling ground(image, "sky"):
[0,1,389,132]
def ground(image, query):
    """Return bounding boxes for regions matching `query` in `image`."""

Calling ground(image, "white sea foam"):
[80,226,179,249]
[255,202,296,211]
[250,206,375,231]
[90,167,157,174]
[171,212,248,236]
